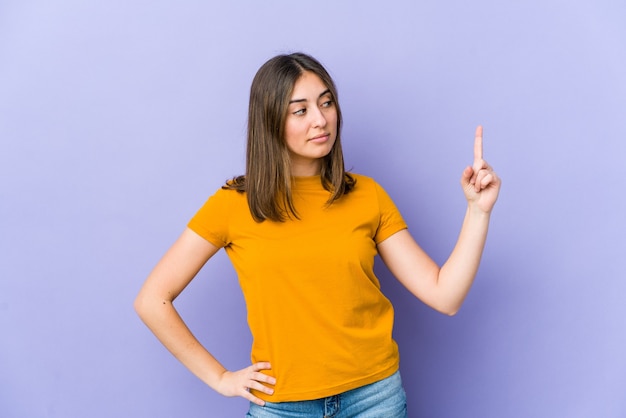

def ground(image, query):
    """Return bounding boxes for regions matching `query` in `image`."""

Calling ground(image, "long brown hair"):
[226,52,355,222]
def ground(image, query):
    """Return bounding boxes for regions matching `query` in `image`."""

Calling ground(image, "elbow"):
[431,291,466,316]
[435,306,459,317]
[443,307,460,317]
[134,292,152,321]
[434,301,462,317]
[134,289,174,323]
[133,294,146,318]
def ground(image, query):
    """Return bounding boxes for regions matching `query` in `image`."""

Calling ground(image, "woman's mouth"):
[309,133,330,143]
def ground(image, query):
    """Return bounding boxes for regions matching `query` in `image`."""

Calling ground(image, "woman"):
[134,52,500,417]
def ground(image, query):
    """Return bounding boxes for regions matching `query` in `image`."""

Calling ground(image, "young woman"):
[134,52,500,417]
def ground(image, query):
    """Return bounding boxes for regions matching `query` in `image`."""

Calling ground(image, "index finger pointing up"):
[474,125,483,162]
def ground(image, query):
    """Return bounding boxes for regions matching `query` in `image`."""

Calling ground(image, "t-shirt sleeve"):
[187,188,232,248]
[373,181,408,244]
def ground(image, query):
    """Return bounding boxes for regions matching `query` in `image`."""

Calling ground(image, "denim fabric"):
[246,370,407,418]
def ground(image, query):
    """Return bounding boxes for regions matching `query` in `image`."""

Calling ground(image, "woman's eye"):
[321,100,334,108]
[293,108,306,116]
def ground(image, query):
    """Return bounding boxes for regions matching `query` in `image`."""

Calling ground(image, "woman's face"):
[284,71,337,176]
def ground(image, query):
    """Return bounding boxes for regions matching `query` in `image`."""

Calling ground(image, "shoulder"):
[340,173,392,206]
[348,172,375,185]
[212,184,246,206]
[348,173,384,192]
[347,173,400,208]
[196,183,246,213]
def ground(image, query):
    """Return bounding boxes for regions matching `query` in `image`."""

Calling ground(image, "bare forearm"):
[379,127,499,315]
[134,229,275,405]
[435,125,500,313]
[437,205,491,314]
[135,297,226,389]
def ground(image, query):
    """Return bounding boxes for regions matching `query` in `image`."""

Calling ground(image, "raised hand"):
[461,126,501,213]
[216,362,276,406]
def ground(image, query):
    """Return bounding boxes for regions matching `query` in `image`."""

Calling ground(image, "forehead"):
[291,71,329,98]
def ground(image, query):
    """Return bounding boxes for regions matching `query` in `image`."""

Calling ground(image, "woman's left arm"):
[377,126,501,315]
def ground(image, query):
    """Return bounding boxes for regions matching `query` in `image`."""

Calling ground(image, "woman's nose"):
[311,107,327,128]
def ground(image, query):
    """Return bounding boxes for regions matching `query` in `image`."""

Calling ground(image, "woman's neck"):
[290,159,322,177]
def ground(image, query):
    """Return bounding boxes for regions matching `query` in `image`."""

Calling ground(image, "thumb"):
[461,166,474,186]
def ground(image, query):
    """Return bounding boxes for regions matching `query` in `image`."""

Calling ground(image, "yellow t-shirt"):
[188,173,407,402]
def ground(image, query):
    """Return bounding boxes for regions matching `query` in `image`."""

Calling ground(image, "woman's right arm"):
[134,227,276,406]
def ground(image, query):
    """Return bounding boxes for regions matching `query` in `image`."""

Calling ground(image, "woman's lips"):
[309,133,330,143]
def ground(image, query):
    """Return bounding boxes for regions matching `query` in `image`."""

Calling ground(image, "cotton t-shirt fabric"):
[187,173,408,402]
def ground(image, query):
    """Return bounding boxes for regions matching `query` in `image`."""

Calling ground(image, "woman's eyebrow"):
[289,89,331,104]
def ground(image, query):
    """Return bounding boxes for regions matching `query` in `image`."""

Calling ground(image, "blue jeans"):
[246,370,407,418]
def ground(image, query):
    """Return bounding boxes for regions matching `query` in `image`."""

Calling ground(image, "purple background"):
[1,1,625,417]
